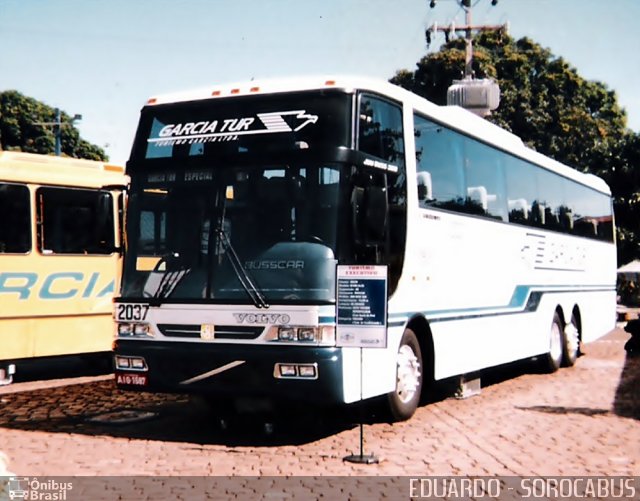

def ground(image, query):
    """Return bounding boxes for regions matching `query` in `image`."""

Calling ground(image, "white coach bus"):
[113,76,616,421]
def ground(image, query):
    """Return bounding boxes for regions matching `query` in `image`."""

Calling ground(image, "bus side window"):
[414,113,465,211]
[0,183,31,253]
[37,187,116,255]
[463,140,507,221]
[359,94,405,168]
[505,156,538,225]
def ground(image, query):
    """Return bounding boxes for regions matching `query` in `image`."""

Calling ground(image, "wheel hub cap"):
[396,345,421,403]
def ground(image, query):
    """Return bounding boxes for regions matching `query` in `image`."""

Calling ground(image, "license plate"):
[116,372,148,386]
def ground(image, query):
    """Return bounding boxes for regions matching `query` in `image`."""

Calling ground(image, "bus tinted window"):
[139,205,167,256]
[505,156,539,226]
[414,115,465,211]
[464,139,507,221]
[414,113,613,242]
[0,183,30,253]
[37,188,115,254]
[359,94,405,169]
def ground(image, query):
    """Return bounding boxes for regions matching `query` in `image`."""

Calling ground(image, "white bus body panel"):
[390,205,616,381]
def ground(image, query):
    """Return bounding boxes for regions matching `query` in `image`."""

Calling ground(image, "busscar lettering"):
[244,260,304,270]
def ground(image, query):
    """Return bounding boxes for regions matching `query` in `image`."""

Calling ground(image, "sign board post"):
[337,265,387,464]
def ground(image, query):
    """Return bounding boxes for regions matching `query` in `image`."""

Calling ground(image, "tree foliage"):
[392,31,640,265]
[0,90,107,161]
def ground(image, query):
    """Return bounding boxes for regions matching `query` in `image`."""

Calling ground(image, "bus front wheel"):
[386,328,423,421]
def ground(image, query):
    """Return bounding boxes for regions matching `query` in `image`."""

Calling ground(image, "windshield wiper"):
[217,227,270,309]
[153,252,189,300]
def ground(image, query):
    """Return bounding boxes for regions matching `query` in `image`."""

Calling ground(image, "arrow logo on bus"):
[257,110,318,132]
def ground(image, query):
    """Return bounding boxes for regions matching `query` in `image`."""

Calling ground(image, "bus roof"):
[143,75,611,195]
[0,151,128,189]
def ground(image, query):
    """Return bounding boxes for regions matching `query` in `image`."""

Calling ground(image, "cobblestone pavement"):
[0,327,638,481]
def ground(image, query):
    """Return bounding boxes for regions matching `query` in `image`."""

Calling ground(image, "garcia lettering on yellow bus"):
[0,271,114,300]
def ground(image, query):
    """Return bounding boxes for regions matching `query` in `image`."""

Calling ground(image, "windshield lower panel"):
[122,163,346,304]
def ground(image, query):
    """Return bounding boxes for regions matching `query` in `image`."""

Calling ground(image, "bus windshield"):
[121,163,345,303]
[122,89,356,304]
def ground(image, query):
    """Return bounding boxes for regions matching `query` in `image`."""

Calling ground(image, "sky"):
[1,0,639,165]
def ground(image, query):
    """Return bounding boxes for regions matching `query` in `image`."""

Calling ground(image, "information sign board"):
[336,265,387,348]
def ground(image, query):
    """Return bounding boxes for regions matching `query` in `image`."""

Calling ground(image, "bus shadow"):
[9,354,113,384]
[0,378,357,447]
[613,352,640,420]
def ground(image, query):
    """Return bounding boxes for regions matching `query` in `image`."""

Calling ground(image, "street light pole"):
[35,109,82,156]
[54,108,61,156]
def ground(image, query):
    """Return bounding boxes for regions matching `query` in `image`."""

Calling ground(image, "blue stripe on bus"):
[387,284,614,326]
[317,284,614,328]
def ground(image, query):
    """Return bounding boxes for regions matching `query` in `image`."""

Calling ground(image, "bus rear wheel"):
[542,312,564,373]
[386,328,423,421]
[562,313,580,367]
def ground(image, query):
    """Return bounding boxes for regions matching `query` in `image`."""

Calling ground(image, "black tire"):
[386,328,423,421]
[562,313,580,367]
[542,312,564,373]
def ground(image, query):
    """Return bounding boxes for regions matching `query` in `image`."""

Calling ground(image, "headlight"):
[118,323,134,336]
[297,327,316,342]
[266,325,336,345]
[118,323,154,338]
[114,356,130,369]
[277,327,296,341]
[133,323,150,336]
[114,355,148,371]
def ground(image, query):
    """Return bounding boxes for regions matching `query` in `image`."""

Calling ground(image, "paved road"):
[0,327,638,494]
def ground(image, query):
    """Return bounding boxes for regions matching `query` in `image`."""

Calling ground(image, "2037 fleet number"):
[116,303,149,321]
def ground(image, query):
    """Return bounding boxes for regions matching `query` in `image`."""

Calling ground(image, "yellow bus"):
[0,151,128,384]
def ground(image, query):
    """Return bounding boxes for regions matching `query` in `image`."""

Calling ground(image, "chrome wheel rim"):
[550,320,563,364]
[565,322,579,357]
[396,344,421,404]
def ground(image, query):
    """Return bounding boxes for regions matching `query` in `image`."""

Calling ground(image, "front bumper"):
[114,339,343,404]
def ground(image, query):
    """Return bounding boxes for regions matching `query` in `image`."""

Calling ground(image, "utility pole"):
[34,108,83,156]
[426,0,507,115]
[54,108,61,156]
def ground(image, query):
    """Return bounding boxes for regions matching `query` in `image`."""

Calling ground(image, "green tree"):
[392,31,640,265]
[0,90,107,161]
